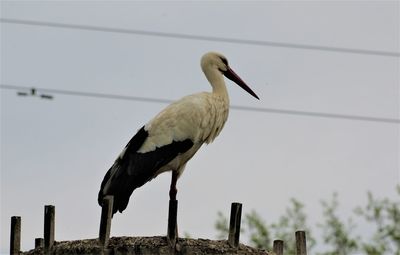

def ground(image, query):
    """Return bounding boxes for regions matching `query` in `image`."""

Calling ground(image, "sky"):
[1,1,399,254]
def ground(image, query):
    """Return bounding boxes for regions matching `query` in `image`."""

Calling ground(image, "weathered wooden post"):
[35,238,44,249]
[99,195,114,247]
[10,216,21,255]
[228,202,242,248]
[273,239,284,255]
[295,230,307,255]
[167,199,178,247]
[44,205,55,253]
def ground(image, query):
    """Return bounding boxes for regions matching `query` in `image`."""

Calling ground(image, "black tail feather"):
[98,126,148,214]
[97,125,194,215]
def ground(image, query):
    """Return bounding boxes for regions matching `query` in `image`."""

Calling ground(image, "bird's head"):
[201,52,259,100]
[201,52,230,72]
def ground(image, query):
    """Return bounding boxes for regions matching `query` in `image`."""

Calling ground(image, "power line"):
[1,18,399,58]
[1,84,399,124]
[1,84,172,104]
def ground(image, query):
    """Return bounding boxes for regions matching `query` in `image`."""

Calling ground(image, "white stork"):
[98,52,259,215]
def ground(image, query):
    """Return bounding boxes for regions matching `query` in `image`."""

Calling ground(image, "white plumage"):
[139,92,228,153]
[98,52,259,215]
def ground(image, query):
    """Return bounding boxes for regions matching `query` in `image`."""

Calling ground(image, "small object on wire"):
[16,87,53,100]
[40,94,53,100]
[17,92,28,96]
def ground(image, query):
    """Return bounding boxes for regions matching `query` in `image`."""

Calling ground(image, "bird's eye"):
[220,57,228,66]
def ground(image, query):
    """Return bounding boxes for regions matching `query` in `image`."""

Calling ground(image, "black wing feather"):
[98,126,193,214]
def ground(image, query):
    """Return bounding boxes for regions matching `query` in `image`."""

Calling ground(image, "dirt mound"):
[23,236,271,255]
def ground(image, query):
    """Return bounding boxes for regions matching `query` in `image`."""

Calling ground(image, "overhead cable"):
[1,18,399,58]
[1,84,399,124]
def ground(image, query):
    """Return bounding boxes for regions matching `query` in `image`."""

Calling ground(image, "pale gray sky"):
[1,1,399,253]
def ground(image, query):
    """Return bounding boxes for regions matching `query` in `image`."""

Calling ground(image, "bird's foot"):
[167,234,179,249]
[167,234,181,252]
[167,199,178,249]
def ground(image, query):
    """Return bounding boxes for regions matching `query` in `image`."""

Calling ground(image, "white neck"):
[202,66,229,99]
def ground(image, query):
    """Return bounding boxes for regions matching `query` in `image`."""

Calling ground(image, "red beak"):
[223,67,260,100]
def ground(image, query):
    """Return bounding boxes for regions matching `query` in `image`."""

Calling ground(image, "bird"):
[98,52,259,215]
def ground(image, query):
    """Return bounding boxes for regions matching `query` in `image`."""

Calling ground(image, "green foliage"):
[215,199,315,254]
[270,198,316,254]
[317,193,359,255]
[215,211,229,239]
[214,186,399,255]
[245,210,271,250]
[354,186,400,255]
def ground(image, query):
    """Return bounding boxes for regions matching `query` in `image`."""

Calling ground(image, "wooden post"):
[10,216,21,255]
[273,240,284,255]
[44,205,55,253]
[99,196,114,247]
[167,199,178,247]
[35,238,44,249]
[295,231,307,255]
[228,202,242,248]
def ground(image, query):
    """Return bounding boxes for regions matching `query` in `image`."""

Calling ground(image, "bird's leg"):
[168,171,179,249]
[169,171,178,201]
